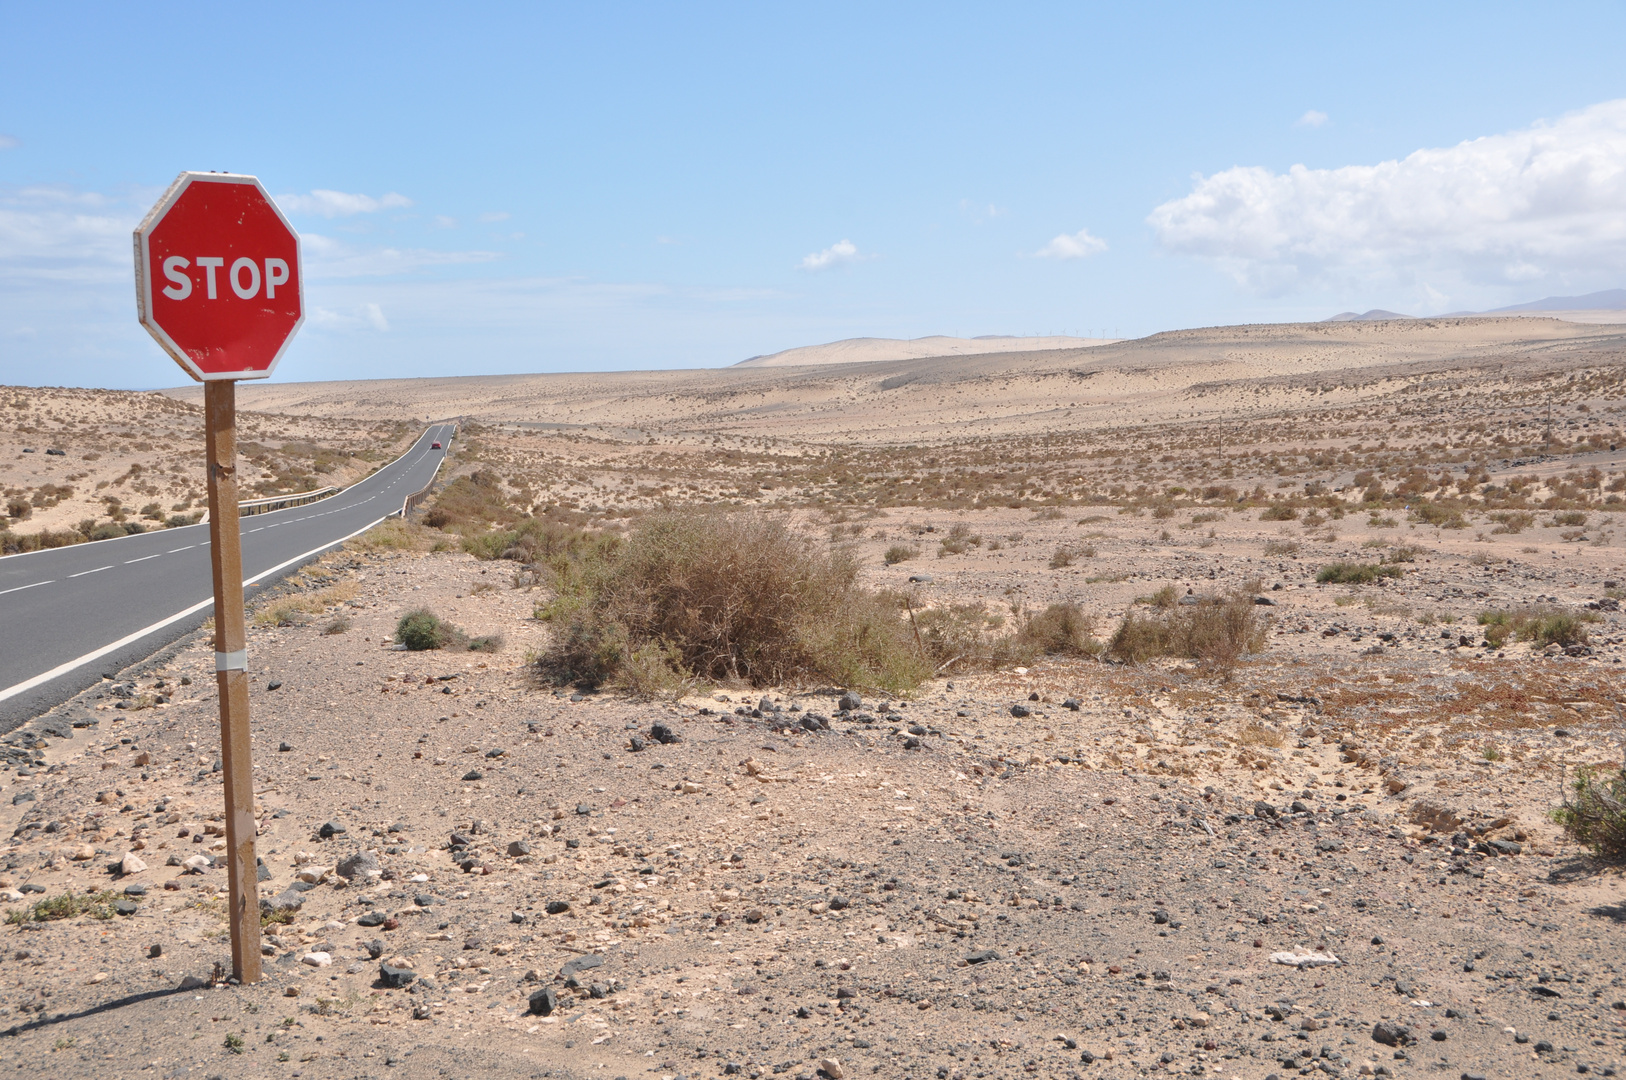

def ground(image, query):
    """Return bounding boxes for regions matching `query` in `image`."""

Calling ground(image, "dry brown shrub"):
[1107,593,1267,675]
[538,511,926,694]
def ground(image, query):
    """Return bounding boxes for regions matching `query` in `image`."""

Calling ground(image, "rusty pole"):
[203,379,262,983]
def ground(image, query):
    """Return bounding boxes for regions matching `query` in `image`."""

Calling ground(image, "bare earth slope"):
[163,317,1626,444]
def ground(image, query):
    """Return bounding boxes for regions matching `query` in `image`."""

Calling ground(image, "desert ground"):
[0,315,1623,1079]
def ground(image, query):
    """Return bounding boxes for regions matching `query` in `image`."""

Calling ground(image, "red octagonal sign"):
[134,172,303,381]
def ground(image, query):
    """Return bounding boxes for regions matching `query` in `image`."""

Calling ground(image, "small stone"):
[650,722,680,745]
[838,691,862,712]
[527,986,558,1016]
[357,911,387,927]
[335,851,381,881]
[86,971,108,984]
[300,952,332,968]
[178,975,209,991]
[113,899,138,916]
[278,742,293,752]
[148,944,162,958]
[1009,704,1031,718]
[818,1057,846,1079]
[318,821,346,839]
[545,900,571,915]
[181,854,212,873]
[379,963,416,988]
[462,769,483,782]
[119,852,147,876]
[10,792,34,806]
[628,735,647,753]
[71,843,95,861]
[266,680,282,691]
[1062,698,1082,710]
[965,949,1001,965]
[284,985,301,997]
[365,939,385,959]
[506,840,531,857]
[1372,1021,1413,1047]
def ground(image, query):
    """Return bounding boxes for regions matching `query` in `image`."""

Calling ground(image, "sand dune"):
[734,334,1108,367]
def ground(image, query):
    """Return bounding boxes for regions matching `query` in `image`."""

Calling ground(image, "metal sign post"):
[134,172,303,983]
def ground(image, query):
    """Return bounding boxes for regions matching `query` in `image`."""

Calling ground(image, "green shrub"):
[1410,502,1468,529]
[1552,510,1589,527]
[5,890,124,925]
[537,511,927,694]
[1477,605,1595,648]
[395,608,462,651]
[1259,504,1298,521]
[1488,510,1534,534]
[883,544,919,565]
[1316,562,1404,584]
[1551,766,1626,861]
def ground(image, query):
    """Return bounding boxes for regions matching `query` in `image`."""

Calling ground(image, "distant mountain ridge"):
[1327,288,1626,322]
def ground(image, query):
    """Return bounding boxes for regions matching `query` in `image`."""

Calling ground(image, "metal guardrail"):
[239,485,338,517]
[197,484,338,524]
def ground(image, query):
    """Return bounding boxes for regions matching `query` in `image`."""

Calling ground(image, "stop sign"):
[134,172,303,381]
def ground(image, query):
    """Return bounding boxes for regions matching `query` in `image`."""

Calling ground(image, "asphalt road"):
[0,423,454,727]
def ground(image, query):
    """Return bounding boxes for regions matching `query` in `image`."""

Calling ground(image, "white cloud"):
[1149,98,1626,298]
[433,215,458,229]
[800,239,862,271]
[1295,110,1329,128]
[300,232,502,278]
[1034,228,1108,259]
[274,189,413,218]
[477,211,510,223]
[0,135,19,150]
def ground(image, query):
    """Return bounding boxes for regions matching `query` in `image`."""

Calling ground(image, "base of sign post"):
[204,380,262,983]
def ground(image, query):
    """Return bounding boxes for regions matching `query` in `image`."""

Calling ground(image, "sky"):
[3,2,1626,389]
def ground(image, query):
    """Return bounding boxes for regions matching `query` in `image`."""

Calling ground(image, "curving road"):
[0,424,455,727]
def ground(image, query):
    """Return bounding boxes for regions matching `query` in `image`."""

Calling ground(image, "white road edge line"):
[68,565,113,578]
[0,512,395,705]
[0,580,53,597]
[125,553,163,564]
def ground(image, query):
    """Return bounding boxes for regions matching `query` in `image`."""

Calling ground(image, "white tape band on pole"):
[215,651,247,672]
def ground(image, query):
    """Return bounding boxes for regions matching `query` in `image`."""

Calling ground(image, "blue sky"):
[3,2,1626,388]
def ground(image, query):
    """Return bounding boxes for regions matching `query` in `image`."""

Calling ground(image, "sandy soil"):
[2,315,1624,1078]
[0,504,1622,1079]
[1,386,418,537]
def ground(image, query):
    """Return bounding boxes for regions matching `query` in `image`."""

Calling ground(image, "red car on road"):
[431,441,442,449]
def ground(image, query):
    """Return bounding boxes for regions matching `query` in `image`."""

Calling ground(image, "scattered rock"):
[1372,1022,1413,1046]
[335,850,381,882]
[838,691,862,713]
[528,986,558,1016]
[379,963,416,988]
[507,840,531,857]
[650,722,680,745]
[119,852,147,876]
[301,952,332,968]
